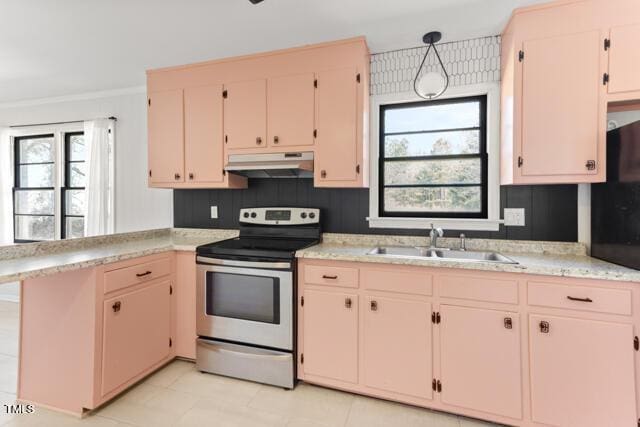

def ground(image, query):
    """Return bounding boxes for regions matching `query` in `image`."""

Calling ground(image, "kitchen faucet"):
[429,223,444,249]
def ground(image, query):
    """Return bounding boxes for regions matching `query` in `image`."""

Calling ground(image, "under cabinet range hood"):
[225,152,314,178]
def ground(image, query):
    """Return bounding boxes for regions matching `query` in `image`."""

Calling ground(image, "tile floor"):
[0,300,500,426]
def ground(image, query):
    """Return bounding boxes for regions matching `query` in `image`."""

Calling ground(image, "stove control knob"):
[250,212,257,218]
[300,212,307,219]
[243,212,250,218]
[309,212,316,219]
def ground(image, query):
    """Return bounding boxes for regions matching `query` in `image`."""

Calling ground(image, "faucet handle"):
[459,233,466,251]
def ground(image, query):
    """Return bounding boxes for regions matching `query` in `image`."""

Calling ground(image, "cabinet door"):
[608,24,640,94]
[529,314,636,427]
[440,305,522,419]
[520,31,601,178]
[223,79,267,149]
[148,90,184,184]
[102,280,172,396]
[184,85,224,184]
[362,296,432,399]
[267,73,315,147]
[302,289,358,383]
[315,67,359,186]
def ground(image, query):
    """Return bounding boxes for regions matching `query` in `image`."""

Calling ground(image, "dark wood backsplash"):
[174,179,577,241]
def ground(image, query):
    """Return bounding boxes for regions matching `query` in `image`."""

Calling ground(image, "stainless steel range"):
[195,207,320,388]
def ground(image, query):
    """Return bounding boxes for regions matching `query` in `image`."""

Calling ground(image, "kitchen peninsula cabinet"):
[147,37,369,189]
[297,258,640,427]
[18,253,176,415]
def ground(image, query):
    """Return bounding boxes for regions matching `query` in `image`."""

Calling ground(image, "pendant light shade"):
[413,31,449,100]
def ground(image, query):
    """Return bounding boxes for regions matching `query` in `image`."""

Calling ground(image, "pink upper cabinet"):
[607,24,640,95]
[148,90,185,184]
[184,85,224,184]
[529,314,637,427]
[520,30,602,180]
[314,67,362,187]
[223,79,267,150]
[267,73,315,148]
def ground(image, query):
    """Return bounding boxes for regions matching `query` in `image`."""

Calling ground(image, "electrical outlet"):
[504,208,525,226]
[210,206,218,219]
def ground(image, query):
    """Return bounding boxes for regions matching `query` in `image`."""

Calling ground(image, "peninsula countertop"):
[0,228,237,284]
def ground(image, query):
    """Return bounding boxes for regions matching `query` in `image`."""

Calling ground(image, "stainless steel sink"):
[367,246,518,264]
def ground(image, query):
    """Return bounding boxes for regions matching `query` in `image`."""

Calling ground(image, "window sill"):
[367,217,503,231]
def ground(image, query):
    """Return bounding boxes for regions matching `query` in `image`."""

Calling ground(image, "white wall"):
[0,89,173,233]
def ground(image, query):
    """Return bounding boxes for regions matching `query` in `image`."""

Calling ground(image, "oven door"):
[196,258,293,351]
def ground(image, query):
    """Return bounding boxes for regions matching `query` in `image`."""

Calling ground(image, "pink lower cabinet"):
[529,314,637,427]
[101,280,172,396]
[439,305,522,420]
[362,295,432,400]
[18,252,176,415]
[301,289,358,383]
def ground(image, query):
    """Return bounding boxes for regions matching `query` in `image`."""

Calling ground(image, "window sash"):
[379,95,488,219]
[62,132,85,239]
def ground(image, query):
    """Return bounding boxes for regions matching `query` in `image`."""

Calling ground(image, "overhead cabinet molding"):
[147,37,370,189]
[500,0,640,185]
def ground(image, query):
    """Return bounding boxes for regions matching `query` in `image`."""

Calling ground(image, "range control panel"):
[239,207,320,226]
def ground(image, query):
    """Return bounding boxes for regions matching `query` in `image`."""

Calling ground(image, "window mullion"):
[54,131,64,240]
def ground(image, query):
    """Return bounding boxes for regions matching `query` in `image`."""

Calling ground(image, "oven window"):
[205,272,280,324]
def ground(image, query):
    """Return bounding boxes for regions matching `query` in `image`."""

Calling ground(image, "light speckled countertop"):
[297,234,640,283]
[0,228,237,284]
[1,229,639,285]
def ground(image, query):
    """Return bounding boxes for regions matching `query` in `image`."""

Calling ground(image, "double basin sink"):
[367,246,518,264]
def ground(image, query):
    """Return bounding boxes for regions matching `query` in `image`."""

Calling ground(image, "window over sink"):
[369,84,500,231]
[379,95,488,218]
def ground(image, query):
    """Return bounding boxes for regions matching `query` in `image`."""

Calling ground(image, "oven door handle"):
[196,256,291,270]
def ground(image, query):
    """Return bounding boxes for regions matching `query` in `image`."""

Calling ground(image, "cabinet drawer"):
[361,268,432,296]
[104,257,172,294]
[304,264,359,288]
[437,275,518,305]
[528,282,632,316]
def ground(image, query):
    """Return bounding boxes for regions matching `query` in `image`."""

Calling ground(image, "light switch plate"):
[504,208,525,226]
[210,206,218,219]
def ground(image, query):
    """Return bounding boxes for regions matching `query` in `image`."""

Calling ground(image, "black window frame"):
[13,134,56,243]
[379,95,488,219]
[62,131,86,239]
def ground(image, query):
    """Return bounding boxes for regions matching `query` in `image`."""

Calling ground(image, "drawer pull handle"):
[136,271,152,277]
[112,301,122,313]
[567,296,593,303]
[322,275,338,280]
[370,300,378,311]
[344,298,352,309]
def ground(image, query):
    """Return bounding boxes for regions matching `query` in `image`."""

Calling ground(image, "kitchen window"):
[379,95,488,219]
[13,130,87,242]
[62,132,86,239]
[13,134,56,242]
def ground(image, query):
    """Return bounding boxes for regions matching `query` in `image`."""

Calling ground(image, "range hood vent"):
[225,152,314,178]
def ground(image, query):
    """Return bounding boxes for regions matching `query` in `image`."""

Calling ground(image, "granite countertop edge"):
[296,246,640,284]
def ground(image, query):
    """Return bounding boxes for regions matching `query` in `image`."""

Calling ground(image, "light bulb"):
[416,72,446,99]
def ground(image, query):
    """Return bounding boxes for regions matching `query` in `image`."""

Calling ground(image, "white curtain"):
[84,119,114,237]
[0,128,13,245]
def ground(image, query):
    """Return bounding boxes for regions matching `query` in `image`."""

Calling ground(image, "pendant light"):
[413,31,449,100]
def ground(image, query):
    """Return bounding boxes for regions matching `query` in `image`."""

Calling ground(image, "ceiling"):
[0,0,547,104]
